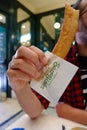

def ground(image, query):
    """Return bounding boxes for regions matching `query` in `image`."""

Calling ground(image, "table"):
[5,110,87,130]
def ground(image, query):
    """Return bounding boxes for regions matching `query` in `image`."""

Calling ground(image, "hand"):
[7,45,48,92]
[56,103,87,125]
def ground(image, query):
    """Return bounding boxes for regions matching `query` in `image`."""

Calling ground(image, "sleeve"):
[32,89,50,109]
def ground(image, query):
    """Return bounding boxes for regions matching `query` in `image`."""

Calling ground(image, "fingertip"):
[41,56,48,66]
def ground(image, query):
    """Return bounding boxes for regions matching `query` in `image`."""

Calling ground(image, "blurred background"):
[0,0,77,116]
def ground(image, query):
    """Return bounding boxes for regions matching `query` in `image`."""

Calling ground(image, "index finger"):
[14,46,40,67]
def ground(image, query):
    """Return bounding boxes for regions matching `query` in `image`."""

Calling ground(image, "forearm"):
[56,103,87,125]
[15,84,44,118]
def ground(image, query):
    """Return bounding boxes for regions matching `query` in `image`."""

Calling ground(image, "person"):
[7,0,87,125]
[56,0,87,125]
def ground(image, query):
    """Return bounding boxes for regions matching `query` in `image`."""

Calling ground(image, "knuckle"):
[7,69,17,78]
[17,46,25,56]
[29,45,35,49]
[15,59,22,66]
[13,59,24,68]
[6,69,13,78]
[6,69,10,76]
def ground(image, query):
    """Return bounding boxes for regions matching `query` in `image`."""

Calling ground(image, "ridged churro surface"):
[52,4,79,58]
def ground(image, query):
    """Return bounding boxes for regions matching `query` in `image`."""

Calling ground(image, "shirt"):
[78,55,87,109]
[32,89,49,109]
[59,45,85,109]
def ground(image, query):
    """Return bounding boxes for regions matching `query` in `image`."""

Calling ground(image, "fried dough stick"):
[52,4,79,58]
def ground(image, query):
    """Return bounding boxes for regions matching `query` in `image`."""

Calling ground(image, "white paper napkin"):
[30,51,78,105]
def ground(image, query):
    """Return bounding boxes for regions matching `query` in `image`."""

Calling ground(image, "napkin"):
[30,51,78,105]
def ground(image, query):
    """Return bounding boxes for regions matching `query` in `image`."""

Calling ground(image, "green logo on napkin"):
[41,61,60,89]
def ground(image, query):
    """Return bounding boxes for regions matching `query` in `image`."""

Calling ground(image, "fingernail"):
[37,63,43,71]
[14,50,18,58]
[42,57,48,65]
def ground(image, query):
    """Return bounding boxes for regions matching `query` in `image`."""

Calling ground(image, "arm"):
[14,83,44,118]
[56,103,87,125]
[7,46,48,118]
